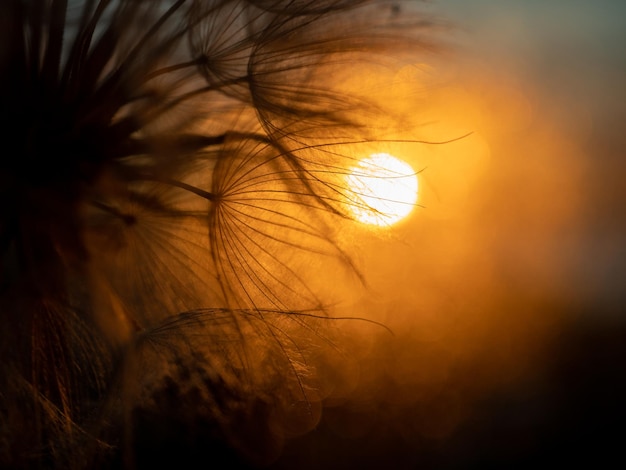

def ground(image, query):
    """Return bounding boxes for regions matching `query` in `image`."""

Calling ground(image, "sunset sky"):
[272,1,626,467]
[2,2,624,468]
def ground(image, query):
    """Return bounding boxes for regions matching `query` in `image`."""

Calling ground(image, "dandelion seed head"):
[0,1,441,467]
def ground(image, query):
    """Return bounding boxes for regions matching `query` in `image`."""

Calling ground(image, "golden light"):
[346,153,418,226]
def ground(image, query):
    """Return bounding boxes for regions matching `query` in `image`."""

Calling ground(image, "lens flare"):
[346,153,418,226]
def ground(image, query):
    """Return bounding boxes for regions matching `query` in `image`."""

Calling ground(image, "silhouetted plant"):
[0,1,440,468]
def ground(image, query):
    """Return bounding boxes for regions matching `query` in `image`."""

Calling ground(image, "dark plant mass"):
[0,1,437,468]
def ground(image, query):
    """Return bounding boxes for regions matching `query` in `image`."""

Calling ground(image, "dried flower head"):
[0,1,440,468]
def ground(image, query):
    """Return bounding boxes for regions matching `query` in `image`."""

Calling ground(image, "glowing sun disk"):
[346,153,418,226]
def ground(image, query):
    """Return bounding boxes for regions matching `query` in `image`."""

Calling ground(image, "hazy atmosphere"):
[1,1,624,469]
[273,1,626,467]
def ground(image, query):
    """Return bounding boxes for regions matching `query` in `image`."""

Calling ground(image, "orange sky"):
[271,2,626,467]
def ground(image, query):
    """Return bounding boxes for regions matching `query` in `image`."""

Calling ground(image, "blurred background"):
[269,1,626,468]
[3,1,624,468]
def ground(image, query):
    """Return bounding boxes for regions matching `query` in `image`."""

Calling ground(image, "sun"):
[346,153,418,226]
